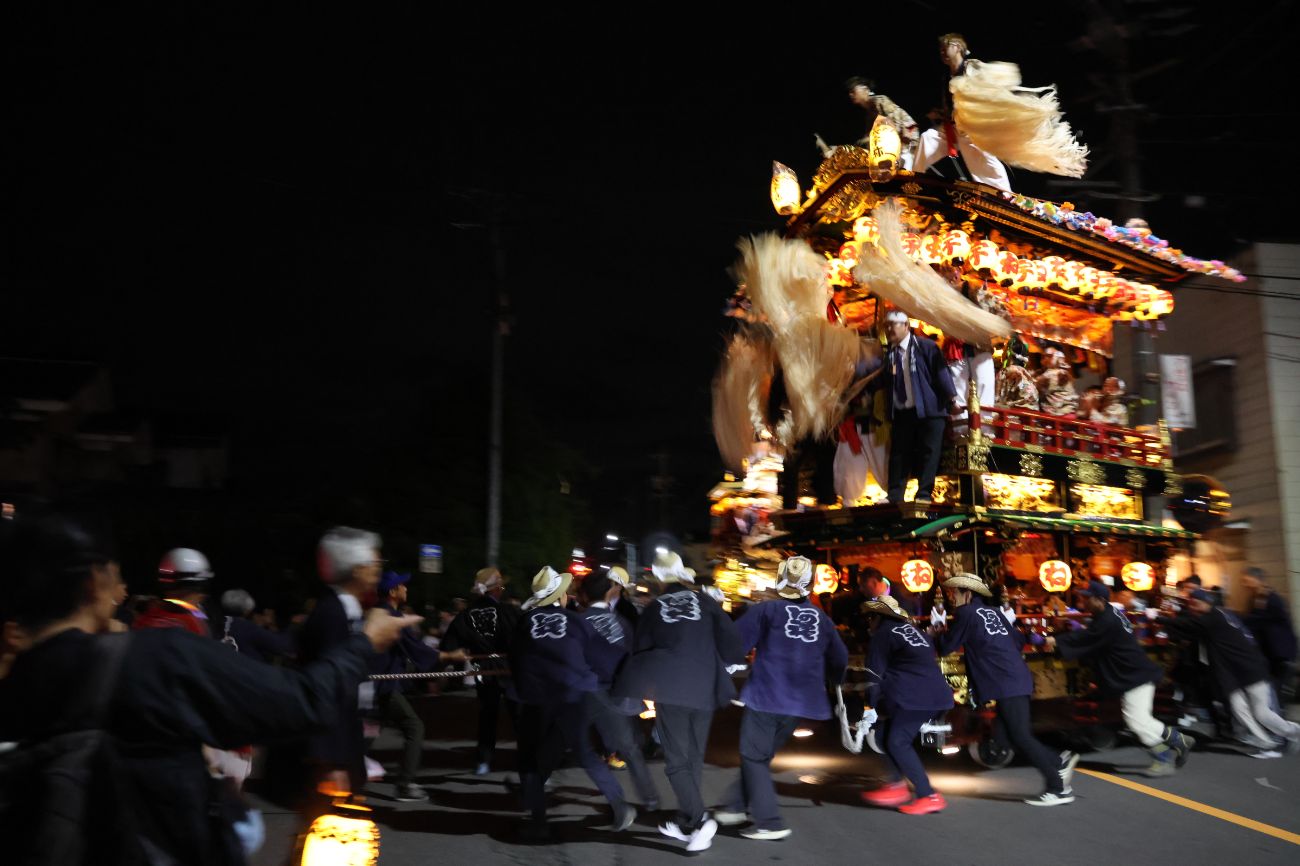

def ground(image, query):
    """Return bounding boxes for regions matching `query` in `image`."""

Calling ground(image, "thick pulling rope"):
[368,654,508,681]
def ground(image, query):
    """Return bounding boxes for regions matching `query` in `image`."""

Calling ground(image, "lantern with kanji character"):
[1038,560,1072,593]
[942,230,971,264]
[868,116,902,182]
[968,239,1000,273]
[922,233,946,265]
[853,215,880,246]
[901,233,924,261]
[1121,562,1156,592]
[900,559,935,593]
[814,563,840,595]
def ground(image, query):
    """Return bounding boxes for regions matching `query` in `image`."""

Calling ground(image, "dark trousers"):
[887,409,947,502]
[377,691,424,786]
[879,709,935,797]
[655,703,713,831]
[475,677,517,766]
[586,690,660,806]
[517,700,625,821]
[723,709,799,831]
[992,695,1064,794]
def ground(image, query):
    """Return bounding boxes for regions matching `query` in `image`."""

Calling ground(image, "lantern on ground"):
[1038,560,1072,593]
[868,116,903,182]
[900,559,935,593]
[1121,562,1156,592]
[814,563,840,595]
[300,803,380,866]
[771,162,801,215]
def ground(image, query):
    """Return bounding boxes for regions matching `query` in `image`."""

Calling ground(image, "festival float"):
[708,117,1238,762]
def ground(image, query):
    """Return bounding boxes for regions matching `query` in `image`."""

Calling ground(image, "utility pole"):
[486,218,508,568]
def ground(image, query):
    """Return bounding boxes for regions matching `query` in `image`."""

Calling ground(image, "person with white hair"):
[714,555,848,840]
[611,550,746,853]
[217,589,295,664]
[297,526,384,798]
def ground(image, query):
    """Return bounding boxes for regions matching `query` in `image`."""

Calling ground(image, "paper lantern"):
[1017,258,1048,290]
[1042,256,1067,287]
[1038,560,1072,593]
[992,251,1021,285]
[901,232,925,261]
[838,242,861,267]
[942,230,971,264]
[922,233,946,264]
[814,563,840,595]
[900,559,935,593]
[300,806,380,866]
[771,162,801,215]
[1059,260,1086,293]
[1121,562,1156,592]
[968,239,1000,273]
[853,215,880,246]
[868,116,902,182]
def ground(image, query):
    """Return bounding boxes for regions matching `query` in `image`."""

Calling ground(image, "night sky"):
[6,3,1293,591]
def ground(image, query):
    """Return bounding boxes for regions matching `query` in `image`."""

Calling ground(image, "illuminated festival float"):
[708,127,1237,763]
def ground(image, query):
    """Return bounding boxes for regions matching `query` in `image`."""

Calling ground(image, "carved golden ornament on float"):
[814,563,841,595]
[770,161,802,215]
[1038,559,1072,593]
[900,559,935,593]
[1121,561,1156,592]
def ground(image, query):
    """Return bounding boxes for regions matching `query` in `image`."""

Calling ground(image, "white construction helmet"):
[158,547,214,585]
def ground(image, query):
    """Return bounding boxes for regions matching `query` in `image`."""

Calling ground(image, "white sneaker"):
[686,818,718,852]
[1024,791,1075,807]
[1249,749,1283,759]
[658,821,689,841]
[713,810,748,826]
[741,827,791,840]
[1058,751,1080,790]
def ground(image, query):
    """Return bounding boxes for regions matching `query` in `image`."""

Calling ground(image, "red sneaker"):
[860,781,911,807]
[898,793,947,815]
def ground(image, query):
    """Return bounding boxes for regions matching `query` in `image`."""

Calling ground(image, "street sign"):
[1160,354,1196,429]
[419,544,443,574]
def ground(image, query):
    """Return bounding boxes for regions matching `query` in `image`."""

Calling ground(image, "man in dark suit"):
[878,310,959,504]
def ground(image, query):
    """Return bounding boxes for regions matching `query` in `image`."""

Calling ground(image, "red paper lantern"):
[814,563,840,595]
[1038,560,1071,593]
[1121,562,1156,592]
[900,559,935,593]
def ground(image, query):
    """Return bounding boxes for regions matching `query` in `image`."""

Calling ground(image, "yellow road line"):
[1076,768,1300,846]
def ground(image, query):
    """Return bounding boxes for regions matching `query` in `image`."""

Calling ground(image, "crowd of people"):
[2,510,1297,863]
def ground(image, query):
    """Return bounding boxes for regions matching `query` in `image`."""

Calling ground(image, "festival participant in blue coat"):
[578,569,661,810]
[714,555,848,840]
[612,550,746,853]
[510,566,634,842]
[1045,580,1189,776]
[935,574,1077,806]
[858,594,954,814]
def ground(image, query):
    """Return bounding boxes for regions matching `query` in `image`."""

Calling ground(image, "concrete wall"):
[1257,243,1300,622]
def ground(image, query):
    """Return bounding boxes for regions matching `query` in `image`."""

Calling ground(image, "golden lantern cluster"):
[826,218,1175,321]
